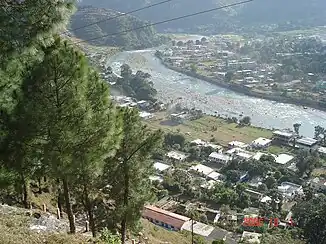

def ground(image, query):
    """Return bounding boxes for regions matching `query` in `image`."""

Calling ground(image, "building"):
[278,182,303,199]
[139,111,154,120]
[153,162,171,173]
[191,139,223,151]
[241,231,262,243]
[166,151,188,162]
[318,146,326,157]
[142,205,190,231]
[275,154,294,165]
[226,148,253,161]
[309,177,326,191]
[296,137,319,150]
[273,130,295,145]
[251,137,272,149]
[190,164,214,176]
[209,152,231,164]
[207,171,223,181]
[228,141,248,149]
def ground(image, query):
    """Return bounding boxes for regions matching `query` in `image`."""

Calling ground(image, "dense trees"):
[0,1,163,242]
[118,64,157,101]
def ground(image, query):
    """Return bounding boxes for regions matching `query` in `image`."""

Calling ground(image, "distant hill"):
[69,6,168,49]
[77,0,326,34]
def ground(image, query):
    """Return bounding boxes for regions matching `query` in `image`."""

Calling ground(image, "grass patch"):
[0,212,92,244]
[146,113,272,146]
[141,219,195,244]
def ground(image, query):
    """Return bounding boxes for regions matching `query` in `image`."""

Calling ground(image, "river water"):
[108,49,326,137]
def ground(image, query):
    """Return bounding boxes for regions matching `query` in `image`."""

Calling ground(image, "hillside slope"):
[78,0,326,33]
[69,6,168,49]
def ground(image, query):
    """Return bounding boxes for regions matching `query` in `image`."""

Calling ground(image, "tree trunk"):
[84,185,96,237]
[121,165,130,244]
[21,173,29,208]
[38,178,42,194]
[62,178,76,234]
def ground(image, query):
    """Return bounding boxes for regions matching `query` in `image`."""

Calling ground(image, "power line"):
[65,0,174,34]
[73,0,254,45]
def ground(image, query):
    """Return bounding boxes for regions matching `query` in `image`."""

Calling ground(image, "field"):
[145,113,273,146]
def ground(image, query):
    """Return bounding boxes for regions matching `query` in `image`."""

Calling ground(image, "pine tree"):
[15,37,120,233]
[104,108,162,244]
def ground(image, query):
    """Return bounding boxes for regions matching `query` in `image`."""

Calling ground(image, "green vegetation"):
[0,3,163,244]
[70,6,169,49]
[145,113,272,146]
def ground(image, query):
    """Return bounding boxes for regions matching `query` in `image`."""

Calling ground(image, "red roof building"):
[142,205,190,231]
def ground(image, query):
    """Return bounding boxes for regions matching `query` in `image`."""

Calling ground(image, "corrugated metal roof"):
[142,206,190,229]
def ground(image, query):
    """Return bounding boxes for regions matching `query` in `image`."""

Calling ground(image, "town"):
[108,92,326,244]
[157,33,326,111]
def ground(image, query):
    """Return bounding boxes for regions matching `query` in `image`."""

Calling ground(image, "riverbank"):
[157,56,326,112]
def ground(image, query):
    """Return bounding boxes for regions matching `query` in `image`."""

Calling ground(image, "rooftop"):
[166,151,188,161]
[251,137,272,147]
[153,162,171,172]
[275,154,294,165]
[297,137,318,146]
[207,171,223,181]
[209,152,231,162]
[228,141,248,148]
[190,164,214,176]
[143,206,190,229]
[273,130,294,138]
[318,146,326,154]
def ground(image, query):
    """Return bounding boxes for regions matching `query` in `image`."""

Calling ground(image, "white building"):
[275,154,294,165]
[226,148,253,161]
[209,152,231,164]
[318,146,326,157]
[278,182,303,199]
[251,137,272,149]
[153,162,171,172]
[207,171,223,181]
[273,130,295,145]
[190,164,214,176]
[166,151,188,162]
[139,111,154,120]
[296,137,319,150]
[228,141,248,149]
[191,139,222,151]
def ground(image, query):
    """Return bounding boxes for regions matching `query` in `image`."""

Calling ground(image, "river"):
[107,49,326,137]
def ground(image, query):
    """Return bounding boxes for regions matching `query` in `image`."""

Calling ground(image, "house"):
[317,147,326,157]
[251,137,272,149]
[137,100,150,110]
[228,141,248,149]
[209,152,231,164]
[207,171,224,182]
[273,130,295,145]
[139,111,154,120]
[296,137,319,150]
[190,164,214,176]
[309,177,326,191]
[153,162,171,173]
[245,189,263,200]
[278,182,303,199]
[166,151,188,162]
[149,175,163,183]
[275,154,294,165]
[142,205,190,231]
[191,139,223,151]
[241,231,262,243]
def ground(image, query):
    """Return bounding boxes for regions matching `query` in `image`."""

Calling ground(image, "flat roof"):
[209,152,231,161]
[228,141,248,148]
[153,162,171,172]
[166,151,187,161]
[273,130,293,138]
[251,137,272,146]
[318,146,326,154]
[297,137,318,146]
[207,171,222,181]
[190,164,214,176]
[275,154,294,165]
[181,221,214,237]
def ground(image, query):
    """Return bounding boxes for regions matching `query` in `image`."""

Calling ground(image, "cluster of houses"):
[142,127,326,243]
[111,95,167,120]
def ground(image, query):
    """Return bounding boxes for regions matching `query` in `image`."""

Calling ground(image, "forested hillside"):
[69,6,168,49]
[78,0,326,33]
